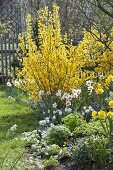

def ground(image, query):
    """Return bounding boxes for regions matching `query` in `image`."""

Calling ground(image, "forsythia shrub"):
[17,4,113,101]
[76,28,113,81]
[17,4,83,100]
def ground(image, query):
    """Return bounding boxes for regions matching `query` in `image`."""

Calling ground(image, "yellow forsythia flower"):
[17,4,84,100]
[92,111,97,119]
[107,111,113,117]
[106,75,113,85]
[109,101,113,108]
[96,88,104,94]
[98,110,106,120]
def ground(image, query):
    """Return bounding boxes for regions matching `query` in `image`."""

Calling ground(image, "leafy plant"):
[43,157,59,169]
[46,125,71,146]
[88,136,112,168]
[62,113,85,132]
[72,136,112,169]
[72,138,92,167]
[74,121,103,138]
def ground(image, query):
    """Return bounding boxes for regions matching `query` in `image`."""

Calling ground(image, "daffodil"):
[92,111,97,119]
[109,101,113,108]
[107,111,113,117]
[96,88,104,94]
[98,110,106,120]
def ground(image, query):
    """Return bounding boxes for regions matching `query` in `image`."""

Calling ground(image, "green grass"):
[0,85,39,169]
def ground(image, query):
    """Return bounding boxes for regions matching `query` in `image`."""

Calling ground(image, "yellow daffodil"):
[96,88,104,94]
[107,111,113,117]
[109,101,113,108]
[92,111,97,119]
[98,110,106,120]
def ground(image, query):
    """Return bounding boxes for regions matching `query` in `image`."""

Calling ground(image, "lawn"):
[0,85,39,169]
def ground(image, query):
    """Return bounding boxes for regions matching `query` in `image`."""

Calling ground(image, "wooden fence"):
[0,36,19,84]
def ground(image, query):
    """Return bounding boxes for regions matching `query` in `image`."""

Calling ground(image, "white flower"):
[6,82,12,87]
[56,90,62,97]
[32,130,37,134]
[32,144,37,149]
[71,89,81,98]
[59,149,63,155]
[52,103,57,108]
[88,106,93,111]
[53,110,56,114]
[39,120,46,126]
[43,111,45,115]
[65,108,72,113]
[88,86,93,94]
[86,80,92,87]
[38,90,44,99]
[57,110,63,116]
[81,112,85,116]
[52,116,56,120]
[10,124,17,131]
[61,92,71,100]
[83,106,87,110]
[45,117,50,123]
[13,80,20,87]
[8,96,13,99]
[41,131,47,138]
[85,109,90,113]
[46,91,51,95]
[48,110,50,114]
[66,100,71,107]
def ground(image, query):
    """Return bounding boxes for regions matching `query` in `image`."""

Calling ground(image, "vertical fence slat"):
[12,37,16,77]
[8,36,12,82]
[1,37,5,84]
[4,37,8,82]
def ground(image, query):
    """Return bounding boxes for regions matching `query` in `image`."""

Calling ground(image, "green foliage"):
[74,121,103,138]
[43,157,59,169]
[72,138,91,167]
[46,125,71,146]
[72,136,112,168]
[87,136,112,168]
[43,145,60,157]
[62,113,85,132]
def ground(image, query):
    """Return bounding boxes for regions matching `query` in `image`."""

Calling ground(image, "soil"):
[23,149,113,170]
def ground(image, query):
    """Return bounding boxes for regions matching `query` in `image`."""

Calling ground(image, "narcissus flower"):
[92,111,97,119]
[96,88,104,94]
[98,110,106,120]
[107,111,113,117]
[109,101,113,108]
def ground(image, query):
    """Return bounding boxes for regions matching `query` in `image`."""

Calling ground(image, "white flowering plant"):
[37,89,83,128]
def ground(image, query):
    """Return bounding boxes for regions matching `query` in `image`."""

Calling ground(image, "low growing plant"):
[43,157,59,169]
[62,113,85,132]
[46,124,71,146]
[72,136,112,169]
[74,121,103,138]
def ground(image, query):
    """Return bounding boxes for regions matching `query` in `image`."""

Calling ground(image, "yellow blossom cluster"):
[92,100,113,120]
[75,28,113,81]
[106,75,113,85]
[92,110,113,120]
[93,83,104,94]
[17,4,84,100]
[17,4,113,100]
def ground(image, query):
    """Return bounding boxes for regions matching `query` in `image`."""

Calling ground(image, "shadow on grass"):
[0,110,40,142]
